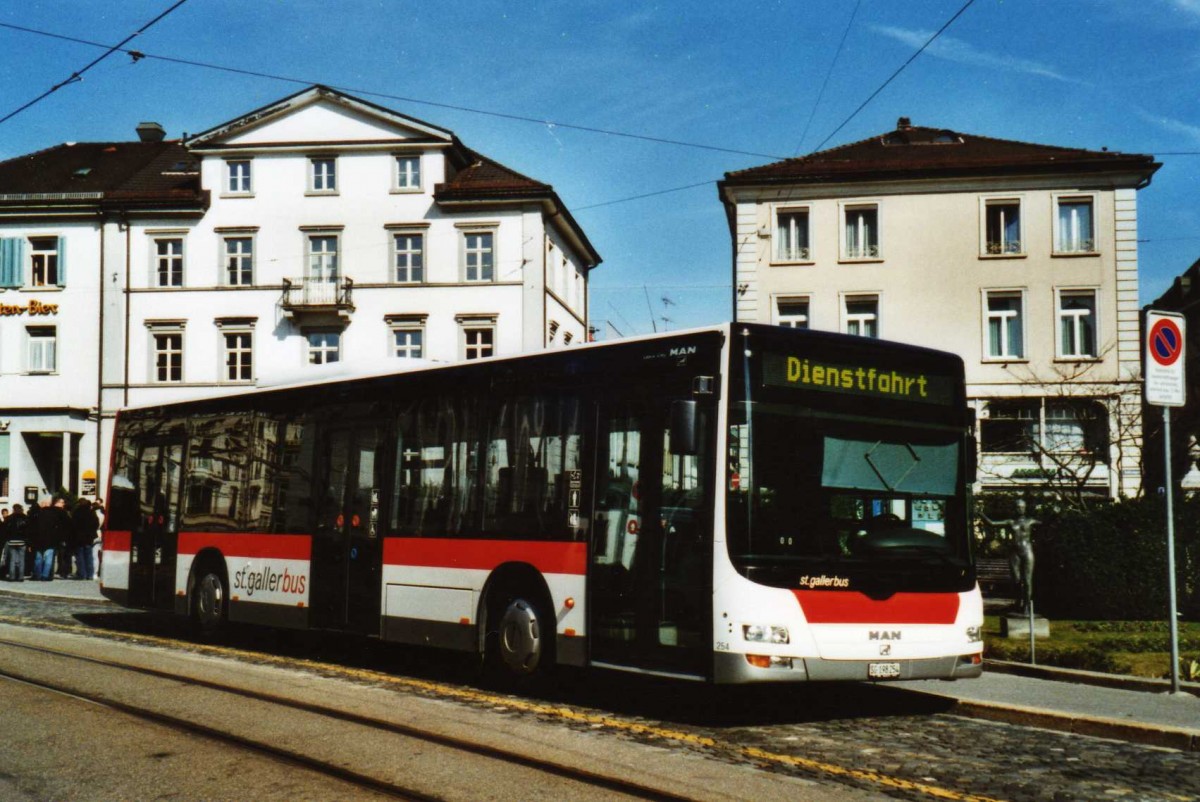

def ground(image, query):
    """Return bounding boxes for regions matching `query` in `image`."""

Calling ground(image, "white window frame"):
[460,228,496,282]
[28,237,60,287]
[842,293,879,338]
[457,314,497,360]
[1052,193,1098,256]
[221,330,254,383]
[773,296,810,329]
[26,325,56,374]
[154,237,185,287]
[838,201,881,261]
[394,155,422,192]
[308,156,338,194]
[148,324,185,384]
[773,205,812,263]
[392,231,424,283]
[306,234,340,282]
[222,235,255,287]
[305,330,341,365]
[392,326,424,359]
[980,196,1024,257]
[1056,288,1100,360]
[225,159,252,195]
[982,289,1027,361]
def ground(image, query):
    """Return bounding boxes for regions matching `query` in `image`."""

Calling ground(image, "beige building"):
[719,118,1160,500]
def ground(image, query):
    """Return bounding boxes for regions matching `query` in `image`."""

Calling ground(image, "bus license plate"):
[868,662,902,679]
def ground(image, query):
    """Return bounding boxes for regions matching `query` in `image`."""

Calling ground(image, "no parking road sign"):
[1145,310,1186,407]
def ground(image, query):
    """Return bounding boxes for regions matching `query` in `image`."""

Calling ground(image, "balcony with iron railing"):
[280,276,355,322]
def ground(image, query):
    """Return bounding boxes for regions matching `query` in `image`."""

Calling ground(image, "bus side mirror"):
[669,399,698,456]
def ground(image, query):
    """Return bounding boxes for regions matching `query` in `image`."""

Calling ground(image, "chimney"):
[896,116,912,130]
[136,122,166,143]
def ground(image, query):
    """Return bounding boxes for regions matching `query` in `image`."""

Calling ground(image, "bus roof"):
[117,322,963,414]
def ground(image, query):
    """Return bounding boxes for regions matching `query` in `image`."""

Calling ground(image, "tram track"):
[0,637,696,802]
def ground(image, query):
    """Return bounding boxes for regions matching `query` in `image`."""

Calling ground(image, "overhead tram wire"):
[0,0,189,127]
[795,0,862,156]
[808,0,978,154]
[0,21,786,162]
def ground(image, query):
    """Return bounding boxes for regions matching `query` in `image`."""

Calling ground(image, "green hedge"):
[1010,496,1200,621]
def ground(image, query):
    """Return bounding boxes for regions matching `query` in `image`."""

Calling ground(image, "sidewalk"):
[892,663,1200,751]
[0,577,1195,749]
[0,576,108,604]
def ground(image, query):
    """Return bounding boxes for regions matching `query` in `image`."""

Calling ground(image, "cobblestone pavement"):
[4,594,1197,802]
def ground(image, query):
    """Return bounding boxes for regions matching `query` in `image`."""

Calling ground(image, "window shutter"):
[0,238,23,287]
[56,236,67,286]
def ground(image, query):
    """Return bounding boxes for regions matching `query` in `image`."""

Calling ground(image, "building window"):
[985,291,1024,359]
[393,233,424,283]
[981,399,1107,456]
[27,326,56,373]
[309,157,337,192]
[153,238,184,287]
[775,209,810,261]
[224,237,254,286]
[29,237,61,287]
[464,327,494,360]
[395,156,421,190]
[984,199,1022,255]
[393,327,423,359]
[226,160,252,194]
[775,298,809,329]
[1055,197,1095,254]
[0,433,9,498]
[308,235,339,282]
[842,204,879,259]
[223,331,253,382]
[307,331,340,365]
[153,332,183,383]
[1058,290,1097,358]
[844,296,878,338]
[463,231,495,282]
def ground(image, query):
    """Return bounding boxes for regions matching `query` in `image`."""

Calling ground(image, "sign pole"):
[1145,310,1186,695]
[1164,407,1181,694]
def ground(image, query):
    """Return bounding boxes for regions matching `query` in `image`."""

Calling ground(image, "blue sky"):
[2,0,1198,336]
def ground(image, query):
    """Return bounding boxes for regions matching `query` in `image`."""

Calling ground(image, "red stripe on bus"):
[104,530,132,552]
[177,533,312,561]
[793,590,960,624]
[383,538,586,575]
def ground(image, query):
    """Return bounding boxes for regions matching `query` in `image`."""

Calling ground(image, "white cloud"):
[871,25,1085,85]
[1133,106,1200,145]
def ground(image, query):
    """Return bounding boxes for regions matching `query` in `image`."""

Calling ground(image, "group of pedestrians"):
[0,496,103,582]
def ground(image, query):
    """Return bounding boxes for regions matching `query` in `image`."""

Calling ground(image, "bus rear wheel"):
[192,568,227,636]
[485,595,553,684]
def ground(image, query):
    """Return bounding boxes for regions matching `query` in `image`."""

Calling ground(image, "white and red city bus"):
[101,323,983,683]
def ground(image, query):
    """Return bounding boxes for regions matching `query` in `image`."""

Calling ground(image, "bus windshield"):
[727,407,968,571]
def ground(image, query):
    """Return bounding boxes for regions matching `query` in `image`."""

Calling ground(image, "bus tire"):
[485,592,554,684]
[191,564,228,636]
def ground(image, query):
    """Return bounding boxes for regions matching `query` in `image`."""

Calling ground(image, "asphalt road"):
[1,592,1197,802]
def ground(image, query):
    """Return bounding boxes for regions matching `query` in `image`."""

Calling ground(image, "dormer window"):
[226,160,252,194]
[395,155,421,191]
[309,157,337,193]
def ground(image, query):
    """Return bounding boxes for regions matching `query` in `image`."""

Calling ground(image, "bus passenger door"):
[310,423,385,633]
[589,401,710,678]
[129,440,183,610]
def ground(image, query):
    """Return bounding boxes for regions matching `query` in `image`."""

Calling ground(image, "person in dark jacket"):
[33,498,71,581]
[71,498,99,580]
[3,504,27,581]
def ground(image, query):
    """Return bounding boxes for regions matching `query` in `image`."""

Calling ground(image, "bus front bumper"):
[713,651,983,684]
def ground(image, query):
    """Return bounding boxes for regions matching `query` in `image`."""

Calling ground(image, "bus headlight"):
[743,624,790,644]
[966,625,983,643]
